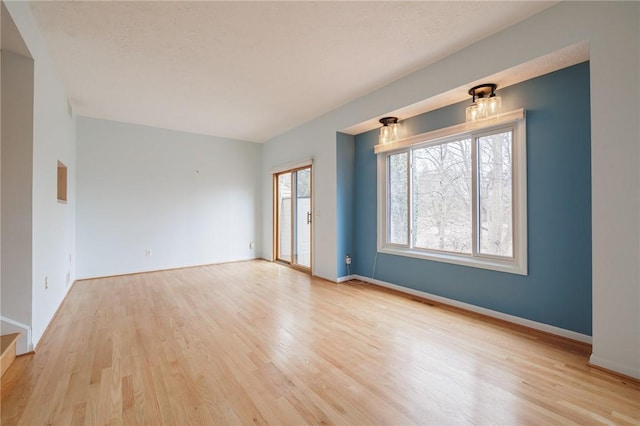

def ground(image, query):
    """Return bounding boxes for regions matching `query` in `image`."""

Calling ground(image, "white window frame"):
[376,109,527,275]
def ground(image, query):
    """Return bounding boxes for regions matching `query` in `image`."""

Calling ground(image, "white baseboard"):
[589,354,640,380]
[347,274,592,344]
[76,257,261,280]
[1,316,33,355]
[336,274,356,283]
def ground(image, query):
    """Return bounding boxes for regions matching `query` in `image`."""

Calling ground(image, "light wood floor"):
[2,261,639,425]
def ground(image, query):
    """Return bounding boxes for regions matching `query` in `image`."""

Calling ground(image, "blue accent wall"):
[352,62,592,335]
[336,132,355,278]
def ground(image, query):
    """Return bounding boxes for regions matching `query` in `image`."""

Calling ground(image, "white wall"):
[262,2,640,378]
[2,1,77,348]
[76,117,262,279]
[588,4,640,379]
[1,4,2,349]
[261,121,336,280]
[1,2,37,355]
[1,50,33,329]
[30,60,76,346]
[1,6,2,353]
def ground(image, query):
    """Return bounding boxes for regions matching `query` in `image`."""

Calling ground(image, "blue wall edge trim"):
[337,274,593,344]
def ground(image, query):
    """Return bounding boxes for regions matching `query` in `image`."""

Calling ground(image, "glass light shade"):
[379,117,401,144]
[487,95,502,116]
[466,103,479,122]
[476,97,489,119]
[390,122,400,142]
[379,125,391,144]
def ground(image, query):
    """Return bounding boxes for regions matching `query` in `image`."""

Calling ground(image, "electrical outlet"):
[345,255,352,265]
[145,249,152,256]
[45,276,48,290]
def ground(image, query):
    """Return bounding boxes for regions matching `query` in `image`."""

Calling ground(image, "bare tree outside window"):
[478,131,513,257]
[388,152,409,245]
[412,139,472,253]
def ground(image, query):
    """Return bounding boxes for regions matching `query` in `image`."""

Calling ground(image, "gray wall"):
[76,117,263,278]
[1,50,34,327]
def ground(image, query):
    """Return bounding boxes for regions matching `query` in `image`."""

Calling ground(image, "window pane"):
[388,152,408,245]
[296,168,311,198]
[278,173,291,261]
[478,131,513,257]
[413,140,472,253]
[294,168,311,268]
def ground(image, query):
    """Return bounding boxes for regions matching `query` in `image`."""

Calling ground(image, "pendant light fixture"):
[466,83,501,122]
[379,117,400,145]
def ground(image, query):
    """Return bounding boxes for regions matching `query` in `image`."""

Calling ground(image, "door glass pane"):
[478,131,513,257]
[413,139,472,253]
[277,173,291,262]
[388,152,409,245]
[294,168,311,268]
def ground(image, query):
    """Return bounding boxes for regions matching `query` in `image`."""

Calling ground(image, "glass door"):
[276,173,292,263]
[275,166,312,271]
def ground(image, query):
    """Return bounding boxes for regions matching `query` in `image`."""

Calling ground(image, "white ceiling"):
[28,1,557,143]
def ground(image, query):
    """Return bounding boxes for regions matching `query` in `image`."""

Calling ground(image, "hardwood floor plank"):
[2,260,639,425]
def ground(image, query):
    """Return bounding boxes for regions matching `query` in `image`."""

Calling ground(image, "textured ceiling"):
[29,1,556,143]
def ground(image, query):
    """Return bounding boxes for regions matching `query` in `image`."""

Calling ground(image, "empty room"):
[1,1,639,424]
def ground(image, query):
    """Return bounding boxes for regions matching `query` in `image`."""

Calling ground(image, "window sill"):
[378,245,527,276]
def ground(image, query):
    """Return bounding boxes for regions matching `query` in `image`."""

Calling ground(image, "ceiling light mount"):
[468,83,497,100]
[466,83,501,122]
[379,116,399,127]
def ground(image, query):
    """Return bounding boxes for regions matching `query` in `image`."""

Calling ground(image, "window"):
[377,112,527,275]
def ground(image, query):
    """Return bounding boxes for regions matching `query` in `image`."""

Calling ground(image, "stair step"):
[1,333,20,377]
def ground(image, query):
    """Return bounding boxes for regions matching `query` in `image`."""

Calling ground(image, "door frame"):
[273,164,313,273]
